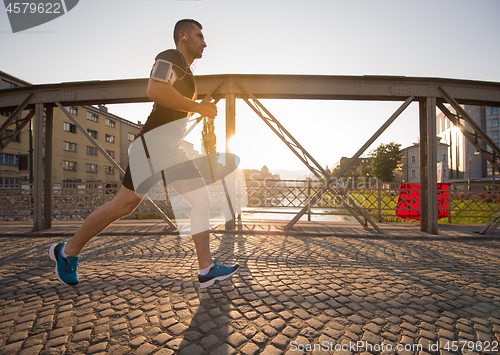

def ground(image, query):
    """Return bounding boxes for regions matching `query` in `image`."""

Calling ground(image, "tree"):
[331,158,358,179]
[201,117,216,154]
[369,142,402,182]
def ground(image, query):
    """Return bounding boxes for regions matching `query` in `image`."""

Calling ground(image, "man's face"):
[185,25,207,59]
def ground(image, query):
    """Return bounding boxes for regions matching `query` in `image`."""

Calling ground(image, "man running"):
[49,19,239,289]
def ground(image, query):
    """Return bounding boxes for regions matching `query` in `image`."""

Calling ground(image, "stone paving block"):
[18,345,44,355]
[72,328,92,342]
[0,341,23,355]
[86,342,108,354]
[240,342,260,355]
[135,342,157,355]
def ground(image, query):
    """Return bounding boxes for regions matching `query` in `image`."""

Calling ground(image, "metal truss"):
[238,82,383,233]
[1,74,500,234]
[0,93,34,154]
[286,96,415,231]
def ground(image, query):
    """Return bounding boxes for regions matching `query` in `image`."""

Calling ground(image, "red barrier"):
[395,183,450,220]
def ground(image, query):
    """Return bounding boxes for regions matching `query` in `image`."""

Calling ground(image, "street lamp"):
[468,151,480,190]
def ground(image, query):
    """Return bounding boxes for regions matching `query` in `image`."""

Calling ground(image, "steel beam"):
[419,97,438,234]
[32,103,44,232]
[44,105,54,229]
[1,76,500,111]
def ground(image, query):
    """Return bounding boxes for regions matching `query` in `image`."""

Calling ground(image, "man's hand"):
[198,96,217,119]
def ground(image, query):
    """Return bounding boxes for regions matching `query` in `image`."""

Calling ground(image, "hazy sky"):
[1,0,499,172]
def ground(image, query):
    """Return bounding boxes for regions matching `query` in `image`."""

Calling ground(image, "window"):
[105,166,115,174]
[63,122,76,133]
[1,129,21,142]
[128,133,135,141]
[65,106,78,115]
[105,134,115,143]
[0,154,18,165]
[87,129,98,139]
[105,150,115,158]
[63,142,77,152]
[1,80,18,89]
[106,118,116,128]
[411,169,417,178]
[63,179,81,189]
[87,111,99,122]
[411,155,416,163]
[443,154,447,162]
[87,146,98,156]
[0,177,20,189]
[86,164,98,173]
[63,161,77,171]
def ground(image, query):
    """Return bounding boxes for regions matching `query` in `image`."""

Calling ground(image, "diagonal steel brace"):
[237,82,382,233]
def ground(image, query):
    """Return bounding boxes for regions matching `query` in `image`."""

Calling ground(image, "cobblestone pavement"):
[0,233,499,355]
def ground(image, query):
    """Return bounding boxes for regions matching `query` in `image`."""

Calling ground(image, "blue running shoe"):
[49,242,80,285]
[198,259,239,289]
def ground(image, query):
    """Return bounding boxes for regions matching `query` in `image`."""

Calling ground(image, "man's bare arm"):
[147,78,217,119]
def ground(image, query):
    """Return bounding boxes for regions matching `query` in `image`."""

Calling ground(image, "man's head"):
[174,19,202,46]
[174,19,206,63]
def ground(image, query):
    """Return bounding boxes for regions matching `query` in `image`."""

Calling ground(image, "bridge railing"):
[1,179,499,223]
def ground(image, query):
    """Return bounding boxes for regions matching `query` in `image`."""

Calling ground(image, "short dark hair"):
[174,19,202,45]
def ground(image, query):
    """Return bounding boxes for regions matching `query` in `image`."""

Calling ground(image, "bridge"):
[1,74,500,235]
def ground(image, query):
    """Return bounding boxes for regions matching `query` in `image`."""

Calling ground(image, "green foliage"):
[369,142,402,182]
[331,158,358,179]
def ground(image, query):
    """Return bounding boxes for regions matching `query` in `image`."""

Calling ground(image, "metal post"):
[32,103,44,232]
[43,104,54,229]
[419,100,429,233]
[377,182,382,223]
[225,93,236,230]
[419,97,438,234]
[307,179,311,221]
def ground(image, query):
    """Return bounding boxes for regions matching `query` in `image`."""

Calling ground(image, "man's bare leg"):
[170,176,240,288]
[170,177,212,269]
[64,186,143,257]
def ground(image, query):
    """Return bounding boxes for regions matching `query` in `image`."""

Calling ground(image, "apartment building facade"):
[399,138,450,183]
[54,104,142,186]
[0,70,142,187]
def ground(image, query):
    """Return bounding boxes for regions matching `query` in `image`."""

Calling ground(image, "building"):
[53,104,142,186]
[0,71,143,187]
[436,105,498,182]
[398,138,449,183]
[0,71,32,187]
[244,165,281,181]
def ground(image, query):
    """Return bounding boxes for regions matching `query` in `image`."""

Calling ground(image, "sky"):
[1,0,500,175]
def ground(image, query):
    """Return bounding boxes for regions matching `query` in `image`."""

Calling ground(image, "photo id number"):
[5,2,62,14]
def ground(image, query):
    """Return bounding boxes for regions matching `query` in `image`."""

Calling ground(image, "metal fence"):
[242,179,500,223]
[1,179,500,223]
